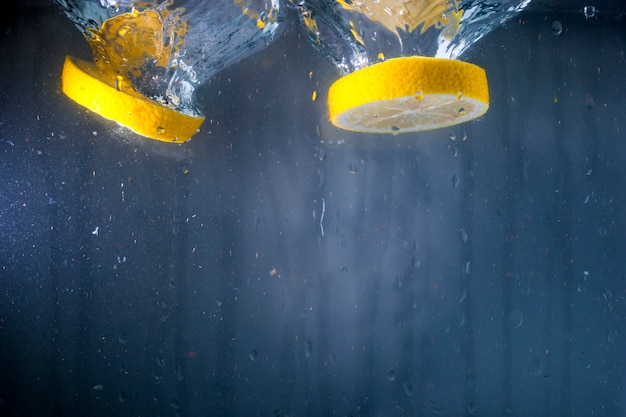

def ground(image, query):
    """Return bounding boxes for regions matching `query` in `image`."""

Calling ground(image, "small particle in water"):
[304,340,313,358]
[177,365,184,381]
[92,226,99,236]
[311,90,317,101]
[583,5,597,18]
[452,174,459,187]
[92,384,104,391]
[48,196,56,205]
[583,194,590,204]
[154,356,166,368]
[458,288,468,304]
[6,140,14,146]
[340,265,348,273]
[348,162,357,174]
[118,331,127,344]
[603,289,612,300]
[464,261,471,274]
[551,20,562,36]
[118,391,127,403]
[585,96,595,109]
[385,368,396,382]
[92,131,98,136]
[249,348,258,361]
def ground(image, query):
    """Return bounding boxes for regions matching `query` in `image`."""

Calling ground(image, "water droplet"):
[509,309,524,328]
[403,381,413,397]
[583,5,596,18]
[551,20,562,36]
[249,348,258,361]
[348,162,357,174]
[170,398,181,410]
[458,227,468,243]
[385,368,396,382]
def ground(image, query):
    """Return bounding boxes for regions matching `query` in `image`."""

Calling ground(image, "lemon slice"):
[328,56,489,134]
[61,55,205,143]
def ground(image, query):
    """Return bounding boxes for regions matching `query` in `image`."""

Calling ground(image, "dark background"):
[1,1,625,416]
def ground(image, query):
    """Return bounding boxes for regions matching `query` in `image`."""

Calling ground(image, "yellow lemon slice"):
[328,56,489,134]
[61,55,205,143]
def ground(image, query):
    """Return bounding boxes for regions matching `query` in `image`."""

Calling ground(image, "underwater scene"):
[1,0,625,416]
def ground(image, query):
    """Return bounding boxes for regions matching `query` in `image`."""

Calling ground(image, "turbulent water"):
[54,0,284,115]
[296,0,532,74]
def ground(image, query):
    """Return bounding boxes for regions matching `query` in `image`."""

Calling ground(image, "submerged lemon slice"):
[328,57,489,134]
[61,55,205,143]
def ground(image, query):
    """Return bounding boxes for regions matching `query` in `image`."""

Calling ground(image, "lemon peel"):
[327,56,489,134]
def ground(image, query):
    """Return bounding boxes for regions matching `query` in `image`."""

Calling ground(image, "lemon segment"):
[61,55,205,143]
[328,56,489,134]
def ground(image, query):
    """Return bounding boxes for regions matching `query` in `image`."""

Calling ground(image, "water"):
[54,0,285,115]
[296,0,531,74]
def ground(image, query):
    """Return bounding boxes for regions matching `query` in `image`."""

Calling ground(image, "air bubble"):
[583,5,596,18]
[509,309,524,328]
[385,368,396,382]
[551,20,562,36]
[249,348,258,361]
[458,108,466,116]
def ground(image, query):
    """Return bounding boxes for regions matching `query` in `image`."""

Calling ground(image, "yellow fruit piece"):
[61,55,205,143]
[328,56,489,134]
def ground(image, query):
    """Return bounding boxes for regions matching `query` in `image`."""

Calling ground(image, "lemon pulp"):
[327,56,489,134]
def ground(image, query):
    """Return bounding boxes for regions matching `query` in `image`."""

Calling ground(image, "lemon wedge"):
[61,55,204,143]
[328,56,489,134]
